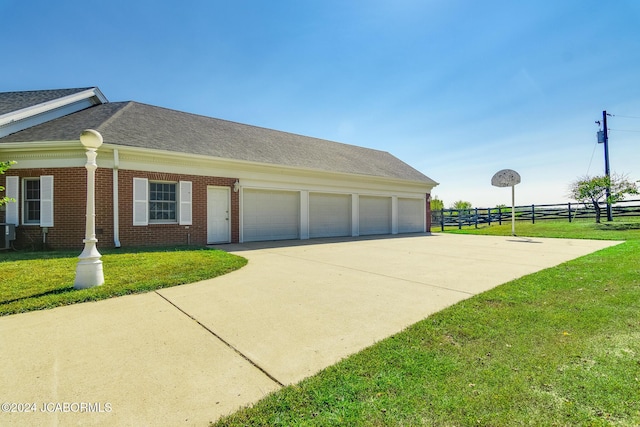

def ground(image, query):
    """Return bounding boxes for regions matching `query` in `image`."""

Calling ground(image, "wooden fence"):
[432,199,640,231]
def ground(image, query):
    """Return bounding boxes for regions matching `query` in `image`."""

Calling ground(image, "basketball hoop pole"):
[511,184,515,236]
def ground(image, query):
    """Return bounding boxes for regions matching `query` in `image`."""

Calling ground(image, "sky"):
[2,0,639,208]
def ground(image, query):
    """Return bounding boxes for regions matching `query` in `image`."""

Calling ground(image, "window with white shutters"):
[21,176,53,226]
[133,178,192,226]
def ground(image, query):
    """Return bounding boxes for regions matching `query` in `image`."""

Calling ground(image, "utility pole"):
[602,110,613,221]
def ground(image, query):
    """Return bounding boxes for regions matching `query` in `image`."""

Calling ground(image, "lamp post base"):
[74,240,104,289]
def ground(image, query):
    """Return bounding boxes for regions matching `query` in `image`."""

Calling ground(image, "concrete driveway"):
[0,233,619,426]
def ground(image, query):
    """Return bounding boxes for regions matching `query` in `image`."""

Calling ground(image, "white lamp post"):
[74,129,105,289]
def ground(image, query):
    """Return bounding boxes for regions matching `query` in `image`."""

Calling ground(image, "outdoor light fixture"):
[74,129,105,289]
[233,180,240,192]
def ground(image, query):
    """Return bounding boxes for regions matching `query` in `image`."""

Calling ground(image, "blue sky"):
[2,0,639,207]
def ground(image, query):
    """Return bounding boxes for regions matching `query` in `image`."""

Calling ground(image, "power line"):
[586,139,598,176]
[609,114,640,119]
[608,128,640,133]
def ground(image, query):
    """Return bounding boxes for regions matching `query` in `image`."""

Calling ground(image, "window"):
[132,177,191,226]
[149,182,176,222]
[24,179,41,223]
[12,176,54,227]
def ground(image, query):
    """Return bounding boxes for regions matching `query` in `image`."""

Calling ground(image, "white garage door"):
[398,198,425,233]
[309,193,351,238]
[359,196,391,235]
[243,189,299,241]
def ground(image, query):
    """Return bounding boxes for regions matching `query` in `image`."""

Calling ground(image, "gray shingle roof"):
[0,88,94,116]
[0,99,436,183]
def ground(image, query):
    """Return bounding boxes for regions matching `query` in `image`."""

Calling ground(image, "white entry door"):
[207,187,230,244]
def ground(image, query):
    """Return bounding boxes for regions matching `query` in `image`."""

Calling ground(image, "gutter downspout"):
[113,149,121,247]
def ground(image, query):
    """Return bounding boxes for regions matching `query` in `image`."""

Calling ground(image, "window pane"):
[149,182,177,221]
[26,180,40,200]
[24,179,41,223]
[26,201,40,222]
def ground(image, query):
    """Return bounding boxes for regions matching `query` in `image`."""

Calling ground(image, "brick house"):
[0,87,438,250]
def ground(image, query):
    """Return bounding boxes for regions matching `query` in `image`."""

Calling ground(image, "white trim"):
[239,187,244,243]
[391,195,398,235]
[132,177,149,226]
[112,149,121,247]
[351,194,359,237]
[0,88,107,125]
[5,176,19,225]
[300,190,309,240]
[0,142,437,195]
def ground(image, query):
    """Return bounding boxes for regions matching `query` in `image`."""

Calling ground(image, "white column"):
[391,196,398,235]
[351,194,359,237]
[74,129,105,289]
[112,149,121,248]
[300,190,309,240]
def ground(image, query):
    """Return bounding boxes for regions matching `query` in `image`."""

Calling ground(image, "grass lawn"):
[0,246,247,316]
[213,220,640,426]
[441,217,640,241]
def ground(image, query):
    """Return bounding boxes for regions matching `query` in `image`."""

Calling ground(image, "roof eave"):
[0,87,108,126]
[0,140,438,189]
[101,143,438,188]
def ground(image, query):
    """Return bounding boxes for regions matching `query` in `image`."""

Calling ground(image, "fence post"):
[498,206,502,225]
[532,204,535,224]
[440,209,445,231]
[488,207,492,226]
[568,202,572,223]
[474,207,478,228]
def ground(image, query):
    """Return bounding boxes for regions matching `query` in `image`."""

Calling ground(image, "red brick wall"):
[1,168,101,250]
[117,170,239,248]
[1,168,239,250]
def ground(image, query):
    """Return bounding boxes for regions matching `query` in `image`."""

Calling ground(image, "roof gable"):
[0,87,107,138]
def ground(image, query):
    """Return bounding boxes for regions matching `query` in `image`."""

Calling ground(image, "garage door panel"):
[398,198,424,233]
[359,196,391,235]
[309,193,351,238]
[243,189,299,242]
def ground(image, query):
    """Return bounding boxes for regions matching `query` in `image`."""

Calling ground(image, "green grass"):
[0,246,247,316]
[440,217,640,240]
[213,222,640,426]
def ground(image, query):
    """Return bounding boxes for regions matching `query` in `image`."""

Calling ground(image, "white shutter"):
[40,176,54,227]
[5,176,19,225]
[179,181,192,225]
[133,178,148,226]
